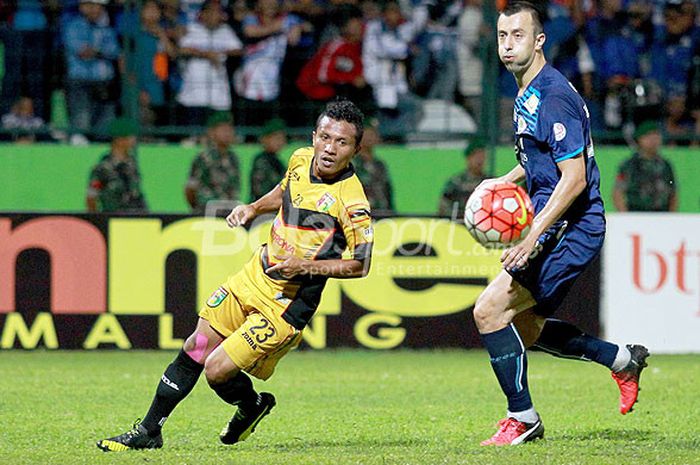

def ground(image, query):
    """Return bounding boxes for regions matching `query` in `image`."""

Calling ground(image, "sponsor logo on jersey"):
[363,226,374,239]
[293,193,303,207]
[316,192,336,212]
[206,287,229,307]
[270,226,296,254]
[523,93,540,114]
[553,122,567,141]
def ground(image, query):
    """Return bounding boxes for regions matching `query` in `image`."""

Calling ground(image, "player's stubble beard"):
[502,50,536,80]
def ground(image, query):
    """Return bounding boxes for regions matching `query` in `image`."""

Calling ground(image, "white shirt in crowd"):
[362,19,418,109]
[177,22,242,110]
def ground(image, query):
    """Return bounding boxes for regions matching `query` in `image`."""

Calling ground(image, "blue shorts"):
[507,221,604,317]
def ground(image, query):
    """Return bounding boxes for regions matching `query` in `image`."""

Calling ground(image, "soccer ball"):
[464,182,534,248]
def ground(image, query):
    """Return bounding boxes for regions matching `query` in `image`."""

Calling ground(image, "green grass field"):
[1,350,699,465]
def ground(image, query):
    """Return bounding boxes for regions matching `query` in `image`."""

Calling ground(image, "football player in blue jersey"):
[474,2,649,446]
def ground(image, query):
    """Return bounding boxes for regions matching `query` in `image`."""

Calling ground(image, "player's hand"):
[500,234,537,271]
[475,178,502,192]
[265,255,308,279]
[226,204,255,228]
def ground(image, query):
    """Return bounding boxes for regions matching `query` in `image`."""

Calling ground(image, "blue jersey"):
[513,64,605,235]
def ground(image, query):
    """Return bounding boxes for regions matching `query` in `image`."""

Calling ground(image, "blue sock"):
[534,319,618,368]
[481,324,532,413]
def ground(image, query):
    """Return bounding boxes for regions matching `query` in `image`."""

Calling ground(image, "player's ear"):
[535,32,546,51]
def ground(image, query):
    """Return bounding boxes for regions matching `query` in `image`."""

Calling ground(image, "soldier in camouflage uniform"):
[354,123,394,213]
[613,121,677,212]
[438,138,488,217]
[86,117,147,213]
[186,112,241,214]
[249,118,287,201]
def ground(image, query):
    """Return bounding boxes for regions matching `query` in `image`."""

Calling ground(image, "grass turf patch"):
[1,349,698,465]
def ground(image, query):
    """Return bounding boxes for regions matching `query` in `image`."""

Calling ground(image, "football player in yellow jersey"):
[97,100,373,452]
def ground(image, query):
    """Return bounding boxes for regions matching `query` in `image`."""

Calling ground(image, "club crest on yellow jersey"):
[316,192,336,212]
[206,287,229,307]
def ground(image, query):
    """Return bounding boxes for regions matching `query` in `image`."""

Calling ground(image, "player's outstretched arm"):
[266,256,369,279]
[226,184,283,227]
[501,155,586,270]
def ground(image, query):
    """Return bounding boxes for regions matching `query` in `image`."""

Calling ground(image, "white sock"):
[508,407,539,424]
[611,345,631,372]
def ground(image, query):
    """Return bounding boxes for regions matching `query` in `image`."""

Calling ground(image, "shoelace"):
[497,418,522,434]
[120,419,143,440]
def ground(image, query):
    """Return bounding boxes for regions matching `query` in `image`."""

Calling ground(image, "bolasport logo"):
[629,233,698,312]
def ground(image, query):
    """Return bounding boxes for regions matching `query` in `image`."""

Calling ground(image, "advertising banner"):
[0,214,600,350]
[603,213,700,353]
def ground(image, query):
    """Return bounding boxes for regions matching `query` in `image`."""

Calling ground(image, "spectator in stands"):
[438,137,487,217]
[664,92,696,143]
[63,0,121,144]
[86,117,147,213]
[278,0,322,126]
[185,112,241,214]
[689,40,700,137]
[160,0,188,41]
[2,96,46,143]
[249,118,287,201]
[177,0,243,128]
[625,0,655,76]
[613,121,677,212]
[296,8,374,118]
[544,1,595,99]
[120,0,178,127]
[650,0,699,99]
[181,0,207,25]
[355,120,393,213]
[457,0,484,118]
[411,0,463,101]
[0,0,51,121]
[233,0,308,127]
[585,0,630,130]
[363,1,422,140]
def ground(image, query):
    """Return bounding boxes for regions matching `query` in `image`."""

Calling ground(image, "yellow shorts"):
[199,249,303,380]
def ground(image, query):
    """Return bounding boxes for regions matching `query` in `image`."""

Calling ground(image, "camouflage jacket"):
[187,145,241,213]
[615,152,676,211]
[354,156,393,213]
[249,151,286,202]
[87,152,147,212]
[438,170,486,217]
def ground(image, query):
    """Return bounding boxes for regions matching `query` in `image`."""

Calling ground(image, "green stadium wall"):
[0,144,697,213]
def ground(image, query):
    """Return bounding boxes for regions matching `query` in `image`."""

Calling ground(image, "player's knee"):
[473,292,498,331]
[183,331,212,364]
[203,355,233,385]
[183,334,197,353]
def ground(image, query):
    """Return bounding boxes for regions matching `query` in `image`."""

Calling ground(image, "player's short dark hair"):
[316,100,365,144]
[501,1,546,35]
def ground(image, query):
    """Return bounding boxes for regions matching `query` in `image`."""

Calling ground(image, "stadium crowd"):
[1,0,699,142]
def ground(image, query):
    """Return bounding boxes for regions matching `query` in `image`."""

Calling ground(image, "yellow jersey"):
[261,147,373,329]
